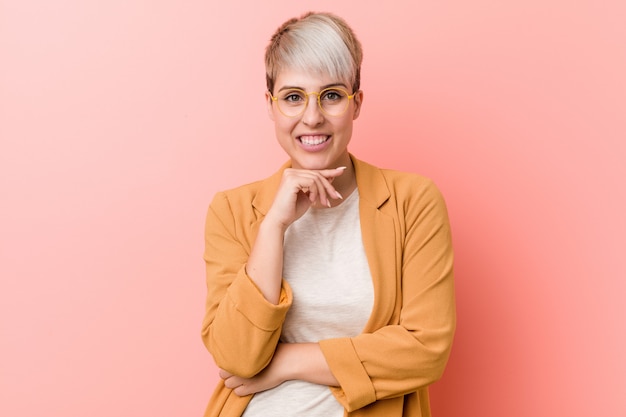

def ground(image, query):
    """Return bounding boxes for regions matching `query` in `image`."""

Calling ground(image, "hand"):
[265,167,346,228]
[219,343,294,396]
[244,168,345,304]
[218,343,339,397]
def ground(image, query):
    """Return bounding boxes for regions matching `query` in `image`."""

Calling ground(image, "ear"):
[352,90,364,120]
[265,91,275,121]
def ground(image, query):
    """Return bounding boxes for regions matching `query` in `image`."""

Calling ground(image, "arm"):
[219,343,339,396]
[201,192,293,378]
[222,178,455,409]
[201,168,346,377]
[230,166,345,305]
[319,179,456,411]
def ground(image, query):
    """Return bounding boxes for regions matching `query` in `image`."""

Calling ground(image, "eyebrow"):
[277,82,349,92]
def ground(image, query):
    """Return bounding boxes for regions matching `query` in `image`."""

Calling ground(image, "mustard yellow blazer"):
[201,155,456,417]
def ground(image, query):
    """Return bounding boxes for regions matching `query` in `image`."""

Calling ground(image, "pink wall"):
[1,1,624,416]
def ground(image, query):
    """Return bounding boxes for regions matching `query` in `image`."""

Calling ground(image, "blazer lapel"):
[352,156,399,330]
[248,157,399,329]
[248,162,290,248]
[251,162,290,216]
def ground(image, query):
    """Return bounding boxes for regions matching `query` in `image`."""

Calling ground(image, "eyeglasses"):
[269,87,356,117]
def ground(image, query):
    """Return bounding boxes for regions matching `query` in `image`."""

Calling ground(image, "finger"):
[310,172,343,205]
[304,174,331,207]
[233,384,252,397]
[318,173,343,200]
[285,171,326,205]
[304,178,321,203]
[218,369,232,380]
[284,169,343,206]
[319,166,348,181]
[283,170,319,198]
[295,182,317,204]
[223,375,244,389]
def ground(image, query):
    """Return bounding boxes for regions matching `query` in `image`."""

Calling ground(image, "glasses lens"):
[319,88,350,116]
[275,88,351,117]
[276,89,307,117]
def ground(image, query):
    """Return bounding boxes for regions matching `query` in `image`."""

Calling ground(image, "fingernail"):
[327,200,332,208]
[336,166,347,170]
[335,191,343,199]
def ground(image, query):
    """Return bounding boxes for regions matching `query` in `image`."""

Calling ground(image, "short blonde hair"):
[265,12,363,94]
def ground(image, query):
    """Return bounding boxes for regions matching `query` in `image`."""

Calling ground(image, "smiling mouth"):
[298,135,330,146]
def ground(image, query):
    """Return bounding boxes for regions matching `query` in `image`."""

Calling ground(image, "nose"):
[301,94,324,126]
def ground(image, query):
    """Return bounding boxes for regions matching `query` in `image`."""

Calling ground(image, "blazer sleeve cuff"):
[227,266,293,331]
[319,337,376,412]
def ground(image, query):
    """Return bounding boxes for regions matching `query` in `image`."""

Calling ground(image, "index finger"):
[318,166,347,180]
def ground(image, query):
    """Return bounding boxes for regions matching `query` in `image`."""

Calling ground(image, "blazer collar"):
[251,154,390,215]
[251,154,398,329]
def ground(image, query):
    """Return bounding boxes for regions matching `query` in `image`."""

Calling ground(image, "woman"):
[201,12,455,417]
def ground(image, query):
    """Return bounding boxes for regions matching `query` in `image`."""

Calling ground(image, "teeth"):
[300,135,329,145]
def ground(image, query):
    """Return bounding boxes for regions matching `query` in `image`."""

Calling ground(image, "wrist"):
[275,343,299,382]
[281,343,338,387]
[261,213,289,234]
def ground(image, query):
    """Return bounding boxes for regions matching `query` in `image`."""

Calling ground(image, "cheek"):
[274,118,295,137]
[335,117,354,133]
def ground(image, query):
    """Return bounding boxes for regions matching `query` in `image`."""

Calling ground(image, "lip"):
[296,134,332,152]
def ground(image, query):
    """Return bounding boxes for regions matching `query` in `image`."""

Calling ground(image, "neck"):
[330,158,357,206]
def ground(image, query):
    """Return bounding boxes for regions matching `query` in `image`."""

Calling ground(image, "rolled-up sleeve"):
[320,178,456,412]
[201,192,292,378]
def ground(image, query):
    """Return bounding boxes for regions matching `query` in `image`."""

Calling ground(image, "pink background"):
[2,1,625,416]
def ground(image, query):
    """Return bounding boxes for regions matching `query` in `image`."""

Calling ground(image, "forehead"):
[274,67,350,90]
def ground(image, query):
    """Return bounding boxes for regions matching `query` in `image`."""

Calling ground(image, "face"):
[266,68,363,170]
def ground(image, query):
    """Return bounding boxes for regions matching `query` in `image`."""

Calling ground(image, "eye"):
[321,89,345,101]
[281,91,306,103]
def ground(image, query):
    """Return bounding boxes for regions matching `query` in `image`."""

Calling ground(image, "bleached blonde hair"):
[265,12,363,94]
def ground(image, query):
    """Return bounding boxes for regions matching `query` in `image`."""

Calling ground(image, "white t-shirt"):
[242,189,374,417]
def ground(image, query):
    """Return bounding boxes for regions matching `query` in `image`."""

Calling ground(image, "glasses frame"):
[269,87,356,118]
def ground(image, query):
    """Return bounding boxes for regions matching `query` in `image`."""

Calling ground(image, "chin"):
[292,156,332,171]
